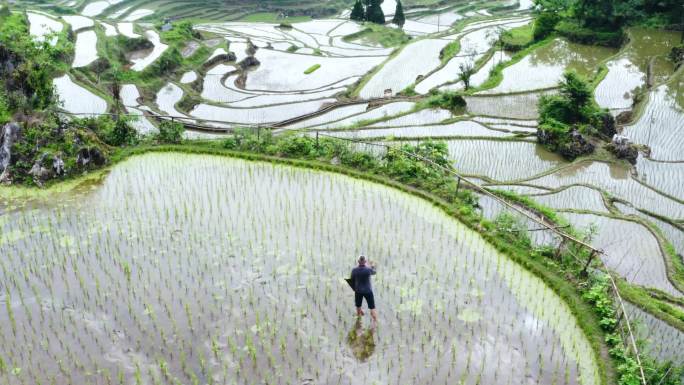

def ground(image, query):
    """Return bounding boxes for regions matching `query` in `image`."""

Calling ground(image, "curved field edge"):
[0,143,614,384]
[487,189,684,332]
[484,154,684,298]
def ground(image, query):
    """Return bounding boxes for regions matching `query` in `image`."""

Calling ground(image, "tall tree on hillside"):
[350,0,365,21]
[392,0,405,27]
[572,0,619,28]
[367,0,385,24]
[363,0,372,21]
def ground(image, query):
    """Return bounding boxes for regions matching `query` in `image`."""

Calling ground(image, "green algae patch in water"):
[0,153,601,385]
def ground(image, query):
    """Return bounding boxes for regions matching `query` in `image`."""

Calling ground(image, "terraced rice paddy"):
[360,38,455,98]
[595,29,681,112]
[465,91,555,119]
[415,18,530,94]
[626,303,684,369]
[72,30,99,68]
[129,31,168,72]
[528,186,610,214]
[623,74,684,161]
[330,120,518,139]
[446,140,566,182]
[156,83,188,118]
[0,153,601,385]
[53,75,108,116]
[17,0,684,381]
[563,213,680,296]
[26,12,63,44]
[484,39,617,94]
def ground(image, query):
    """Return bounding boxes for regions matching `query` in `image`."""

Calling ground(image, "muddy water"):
[595,29,681,111]
[527,161,684,220]
[0,153,600,385]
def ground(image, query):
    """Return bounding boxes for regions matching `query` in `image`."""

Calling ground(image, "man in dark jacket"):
[350,255,377,323]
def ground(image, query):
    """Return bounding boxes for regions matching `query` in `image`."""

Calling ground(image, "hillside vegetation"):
[534,0,683,46]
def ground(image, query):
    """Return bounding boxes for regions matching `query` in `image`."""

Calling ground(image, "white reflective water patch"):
[123,8,154,22]
[81,1,110,17]
[100,22,118,37]
[27,12,63,45]
[117,22,139,38]
[54,75,108,116]
[130,31,168,72]
[72,30,98,68]
[62,15,94,31]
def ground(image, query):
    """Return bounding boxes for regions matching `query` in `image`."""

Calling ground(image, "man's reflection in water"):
[346,318,376,362]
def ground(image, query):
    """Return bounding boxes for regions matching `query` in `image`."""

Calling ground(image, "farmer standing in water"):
[351,255,378,323]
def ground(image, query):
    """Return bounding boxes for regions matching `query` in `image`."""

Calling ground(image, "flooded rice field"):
[0,153,600,385]
[21,0,684,380]
[328,120,518,140]
[595,29,681,112]
[72,30,98,68]
[562,212,680,296]
[446,140,566,182]
[485,39,617,94]
[625,303,684,369]
[360,38,455,98]
[525,161,684,220]
[528,186,610,214]
[27,12,63,44]
[465,90,556,119]
[53,74,108,116]
[415,18,530,94]
[623,74,684,161]
[130,31,168,72]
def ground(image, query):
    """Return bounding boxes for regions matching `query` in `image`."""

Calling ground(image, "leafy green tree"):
[0,92,10,124]
[363,0,371,21]
[533,0,570,14]
[350,0,365,21]
[558,71,592,119]
[144,47,182,77]
[533,11,560,40]
[156,120,185,144]
[573,0,620,28]
[392,0,405,27]
[366,0,385,24]
[0,3,9,18]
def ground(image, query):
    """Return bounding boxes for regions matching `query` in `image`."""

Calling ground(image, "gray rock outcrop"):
[0,122,20,183]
